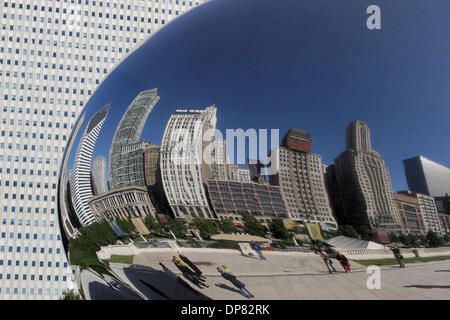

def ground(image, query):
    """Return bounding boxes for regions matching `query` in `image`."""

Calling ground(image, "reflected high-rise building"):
[71,105,109,226]
[249,158,267,184]
[58,114,85,242]
[393,193,427,235]
[143,143,171,214]
[229,165,251,183]
[398,191,443,236]
[92,156,108,196]
[211,139,230,181]
[160,107,217,220]
[109,89,160,189]
[403,155,450,197]
[269,129,336,228]
[332,121,402,233]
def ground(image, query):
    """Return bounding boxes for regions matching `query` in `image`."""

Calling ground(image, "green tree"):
[356,225,373,241]
[388,232,399,243]
[241,214,266,237]
[60,290,82,300]
[426,230,445,248]
[339,225,359,239]
[68,221,118,268]
[144,214,163,233]
[115,217,136,234]
[165,215,188,238]
[218,218,239,234]
[193,216,219,240]
[269,218,290,240]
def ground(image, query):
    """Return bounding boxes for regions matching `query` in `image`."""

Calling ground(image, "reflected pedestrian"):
[177,252,206,280]
[172,257,209,288]
[336,252,352,273]
[391,246,405,268]
[217,267,254,299]
[222,265,233,274]
[314,250,337,274]
[250,241,266,260]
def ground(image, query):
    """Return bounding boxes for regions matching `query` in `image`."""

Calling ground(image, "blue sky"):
[66,0,450,193]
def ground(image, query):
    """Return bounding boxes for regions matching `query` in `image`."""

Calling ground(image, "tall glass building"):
[0,0,208,300]
[403,155,450,197]
[109,89,159,189]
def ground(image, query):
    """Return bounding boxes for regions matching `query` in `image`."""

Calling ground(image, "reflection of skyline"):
[71,105,110,226]
[109,89,160,190]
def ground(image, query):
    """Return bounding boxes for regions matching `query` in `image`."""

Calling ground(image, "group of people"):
[164,243,408,300]
[171,252,209,289]
[314,249,352,274]
[169,251,256,299]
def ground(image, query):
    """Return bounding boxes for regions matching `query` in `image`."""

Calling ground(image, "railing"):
[341,249,393,256]
[272,246,311,253]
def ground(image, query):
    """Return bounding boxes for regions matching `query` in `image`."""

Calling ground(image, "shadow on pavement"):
[215,283,241,295]
[404,285,450,289]
[88,281,143,300]
[122,265,211,300]
[435,270,450,272]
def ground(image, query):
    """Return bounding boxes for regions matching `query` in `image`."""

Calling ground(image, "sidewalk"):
[100,249,450,300]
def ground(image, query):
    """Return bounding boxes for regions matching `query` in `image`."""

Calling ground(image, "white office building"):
[229,166,251,183]
[0,0,207,300]
[160,107,217,220]
[70,105,108,226]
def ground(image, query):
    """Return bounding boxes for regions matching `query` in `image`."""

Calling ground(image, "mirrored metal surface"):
[57,0,449,299]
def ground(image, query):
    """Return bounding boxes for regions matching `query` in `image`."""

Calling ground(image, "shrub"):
[241,214,266,237]
[192,216,219,240]
[427,230,445,248]
[61,290,82,300]
[218,218,239,234]
[338,225,359,239]
[269,218,290,240]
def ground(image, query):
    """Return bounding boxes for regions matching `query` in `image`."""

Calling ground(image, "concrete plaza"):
[85,249,450,300]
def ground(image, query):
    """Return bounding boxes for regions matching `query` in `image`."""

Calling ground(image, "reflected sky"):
[67,0,450,192]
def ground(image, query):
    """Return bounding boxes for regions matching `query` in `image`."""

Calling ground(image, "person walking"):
[250,241,266,260]
[172,257,209,288]
[222,265,233,274]
[217,267,255,299]
[391,246,406,268]
[314,250,337,274]
[177,252,206,280]
[336,252,352,273]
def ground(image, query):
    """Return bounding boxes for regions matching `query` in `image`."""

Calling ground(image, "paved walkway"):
[99,249,450,300]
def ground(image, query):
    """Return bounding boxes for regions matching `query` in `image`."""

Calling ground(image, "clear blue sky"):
[68,0,450,193]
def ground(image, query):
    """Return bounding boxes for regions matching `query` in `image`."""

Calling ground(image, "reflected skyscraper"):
[403,155,450,197]
[269,129,335,227]
[92,156,108,196]
[160,107,217,220]
[109,89,160,189]
[333,121,401,232]
[211,139,230,181]
[58,114,85,241]
[71,105,109,226]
